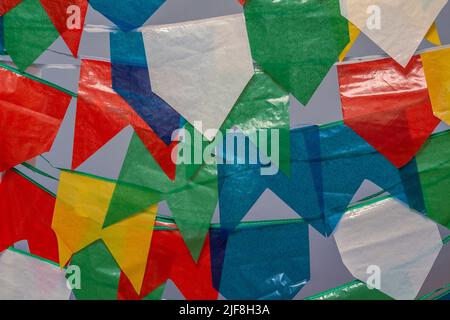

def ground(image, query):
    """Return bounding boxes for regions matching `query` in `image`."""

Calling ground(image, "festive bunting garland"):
[1,0,450,301]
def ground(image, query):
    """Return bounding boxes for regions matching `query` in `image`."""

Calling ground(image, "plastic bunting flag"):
[2,0,87,71]
[0,64,72,172]
[141,14,255,140]
[218,127,323,233]
[243,0,349,105]
[421,47,450,125]
[72,59,179,180]
[338,22,442,62]
[52,171,158,294]
[0,170,59,263]
[110,31,182,146]
[219,68,291,175]
[337,55,440,168]
[416,131,450,228]
[339,0,447,67]
[334,197,443,300]
[89,0,166,31]
[0,249,71,300]
[316,124,426,232]
[118,226,218,300]
[69,240,122,300]
[104,131,218,261]
[218,124,426,236]
[210,221,310,300]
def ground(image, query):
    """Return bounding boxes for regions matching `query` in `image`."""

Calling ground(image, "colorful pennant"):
[0,170,59,263]
[141,14,254,140]
[243,0,349,105]
[338,55,440,168]
[339,0,447,67]
[52,171,158,294]
[0,65,71,172]
[335,197,443,300]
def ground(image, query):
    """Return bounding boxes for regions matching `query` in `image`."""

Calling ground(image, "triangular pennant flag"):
[141,14,254,140]
[425,23,442,45]
[69,240,121,300]
[210,222,310,300]
[110,31,181,145]
[3,0,59,71]
[416,130,450,229]
[244,0,349,105]
[339,0,447,67]
[335,198,443,300]
[89,0,166,31]
[220,68,291,176]
[52,171,157,294]
[105,131,218,261]
[317,123,426,232]
[338,55,440,168]
[421,47,450,125]
[0,65,72,172]
[218,127,323,232]
[73,59,178,179]
[39,0,88,57]
[118,228,218,300]
[0,170,59,263]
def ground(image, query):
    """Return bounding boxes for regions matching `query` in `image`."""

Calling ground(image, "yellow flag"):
[421,48,450,124]
[339,22,360,62]
[425,23,441,46]
[52,172,157,294]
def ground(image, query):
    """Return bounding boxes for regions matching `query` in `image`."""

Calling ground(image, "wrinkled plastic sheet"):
[340,0,447,67]
[334,197,443,300]
[0,249,71,300]
[141,14,254,140]
[337,55,440,168]
[244,0,349,105]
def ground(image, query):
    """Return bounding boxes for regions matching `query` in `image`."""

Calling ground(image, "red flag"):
[73,59,177,179]
[0,170,59,263]
[117,228,218,300]
[39,0,88,57]
[0,66,72,172]
[338,55,440,168]
[0,0,21,15]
